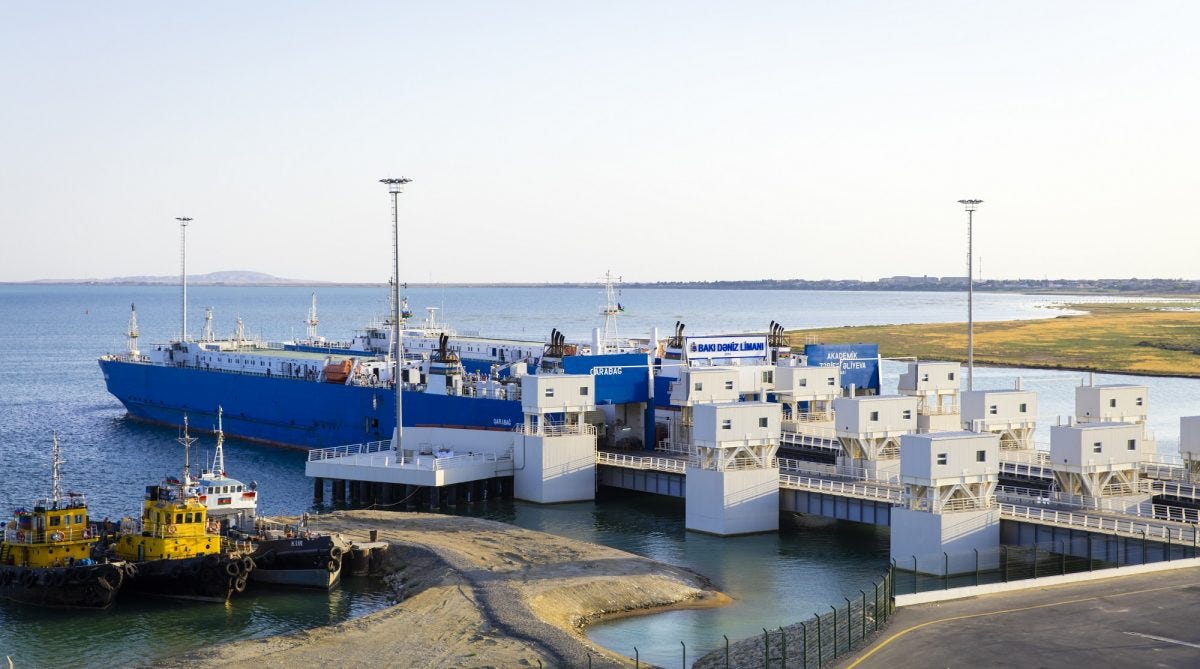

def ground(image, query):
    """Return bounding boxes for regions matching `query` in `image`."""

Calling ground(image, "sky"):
[1,2,1197,284]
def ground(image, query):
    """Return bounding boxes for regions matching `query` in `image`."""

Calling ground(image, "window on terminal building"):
[976,450,986,462]
[759,417,769,428]
[721,419,732,430]
[1019,403,1028,413]
[1128,439,1137,451]
[545,388,555,398]
[1110,398,1117,408]
[579,386,589,396]
[694,382,703,391]
[1093,442,1103,453]
[936,453,948,465]
[725,381,734,390]
[869,411,879,421]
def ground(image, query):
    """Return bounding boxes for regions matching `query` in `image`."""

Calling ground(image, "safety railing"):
[512,422,597,437]
[999,503,1200,542]
[907,496,993,512]
[308,440,393,461]
[596,451,688,474]
[778,474,904,503]
[1151,480,1200,502]
[998,449,1051,465]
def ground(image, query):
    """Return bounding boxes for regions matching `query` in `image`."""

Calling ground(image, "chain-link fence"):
[692,566,895,669]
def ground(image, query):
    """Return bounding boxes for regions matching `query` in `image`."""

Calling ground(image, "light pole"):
[175,217,193,342]
[957,199,982,391]
[380,178,411,453]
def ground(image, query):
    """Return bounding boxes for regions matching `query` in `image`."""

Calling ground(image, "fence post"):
[815,613,822,667]
[681,641,686,669]
[974,548,980,586]
[873,582,880,631]
[831,605,839,659]
[779,626,786,668]
[725,634,730,669]
[1141,529,1147,565]
[634,647,638,669]
[912,555,918,592]
[860,589,867,641]
[1088,534,1094,570]
[1002,545,1009,582]
[764,628,770,668]
[1060,540,1066,575]
[943,552,949,589]
[800,622,807,669]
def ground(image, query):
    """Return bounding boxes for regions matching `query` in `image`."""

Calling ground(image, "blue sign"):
[562,352,650,405]
[804,343,880,393]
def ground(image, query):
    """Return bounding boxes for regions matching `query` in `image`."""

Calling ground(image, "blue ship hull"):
[98,359,524,450]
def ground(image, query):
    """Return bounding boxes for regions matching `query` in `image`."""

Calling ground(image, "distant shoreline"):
[5,279,1200,297]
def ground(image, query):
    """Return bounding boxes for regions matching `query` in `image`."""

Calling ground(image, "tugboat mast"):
[177,415,198,492]
[380,177,411,454]
[175,217,193,342]
[212,407,227,477]
[50,432,62,508]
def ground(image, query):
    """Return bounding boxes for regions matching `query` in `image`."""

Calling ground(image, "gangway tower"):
[1075,381,1155,457]
[832,395,919,478]
[1049,421,1145,501]
[898,361,962,432]
[685,402,782,535]
[660,367,742,452]
[891,431,1001,575]
[1181,416,1200,484]
[515,373,597,503]
[961,382,1038,451]
[773,365,840,435]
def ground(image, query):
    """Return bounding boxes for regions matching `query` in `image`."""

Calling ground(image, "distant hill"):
[30,270,329,286]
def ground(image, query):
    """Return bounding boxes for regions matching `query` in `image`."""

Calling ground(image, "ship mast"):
[213,406,226,476]
[127,303,140,358]
[306,292,320,341]
[202,306,214,342]
[175,217,193,342]
[599,270,622,354]
[50,432,62,508]
[177,415,198,491]
[380,177,412,453]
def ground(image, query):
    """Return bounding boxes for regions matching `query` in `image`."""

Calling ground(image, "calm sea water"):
[0,284,1196,668]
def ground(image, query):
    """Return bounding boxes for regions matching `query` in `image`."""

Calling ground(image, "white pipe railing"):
[596,451,687,473]
[777,474,904,502]
[999,503,1199,542]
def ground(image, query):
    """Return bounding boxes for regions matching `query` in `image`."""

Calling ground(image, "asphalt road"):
[841,566,1200,668]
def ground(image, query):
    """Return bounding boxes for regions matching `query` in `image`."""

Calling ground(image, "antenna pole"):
[380,177,412,454]
[177,415,198,491]
[175,217,193,342]
[957,199,983,391]
[50,432,62,507]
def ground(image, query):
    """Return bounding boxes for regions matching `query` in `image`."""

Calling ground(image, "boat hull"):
[123,553,254,602]
[99,358,523,450]
[0,562,127,608]
[251,534,345,590]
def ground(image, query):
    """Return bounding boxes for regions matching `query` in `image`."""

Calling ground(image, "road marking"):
[845,580,1200,668]
[1124,631,1200,649]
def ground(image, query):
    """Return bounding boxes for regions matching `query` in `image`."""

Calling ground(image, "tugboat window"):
[49,516,60,526]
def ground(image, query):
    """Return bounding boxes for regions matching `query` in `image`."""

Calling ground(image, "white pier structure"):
[685,402,782,535]
[891,432,1001,575]
[898,361,962,433]
[1049,421,1147,504]
[514,373,598,503]
[775,365,839,433]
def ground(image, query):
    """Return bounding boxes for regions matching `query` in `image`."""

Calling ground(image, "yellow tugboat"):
[0,434,130,608]
[114,417,254,601]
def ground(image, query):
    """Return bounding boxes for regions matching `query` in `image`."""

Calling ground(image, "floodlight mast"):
[957,199,983,391]
[380,178,412,453]
[175,217,193,342]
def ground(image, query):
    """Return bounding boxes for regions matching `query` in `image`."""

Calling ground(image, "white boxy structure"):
[1048,422,1144,499]
[832,395,919,479]
[774,365,840,434]
[1181,416,1200,483]
[898,362,962,433]
[514,373,598,504]
[1075,383,1148,425]
[891,432,1001,575]
[685,402,782,536]
[961,389,1038,451]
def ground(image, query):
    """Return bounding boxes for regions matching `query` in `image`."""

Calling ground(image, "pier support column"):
[404,485,417,509]
[685,467,780,535]
[313,477,324,502]
[332,479,346,504]
[427,487,440,510]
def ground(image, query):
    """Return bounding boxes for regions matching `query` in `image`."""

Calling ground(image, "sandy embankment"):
[162,510,729,669]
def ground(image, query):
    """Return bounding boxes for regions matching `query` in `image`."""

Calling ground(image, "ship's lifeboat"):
[323,359,352,384]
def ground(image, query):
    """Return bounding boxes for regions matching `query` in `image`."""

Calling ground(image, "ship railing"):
[3,525,97,544]
[999,503,1200,542]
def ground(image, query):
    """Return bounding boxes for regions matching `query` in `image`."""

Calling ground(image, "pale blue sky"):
[2,2,1196,283]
